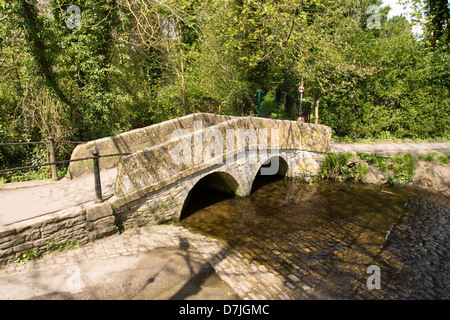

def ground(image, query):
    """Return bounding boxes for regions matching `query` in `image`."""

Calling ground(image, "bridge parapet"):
[113,115,331,204]
[67,113,235,178]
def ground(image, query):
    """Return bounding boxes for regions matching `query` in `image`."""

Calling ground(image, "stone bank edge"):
[0,202,116,265]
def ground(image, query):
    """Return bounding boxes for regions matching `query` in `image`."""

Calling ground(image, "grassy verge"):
[320,152,369,182]
[332,134,450,144]
[320,151,449,185]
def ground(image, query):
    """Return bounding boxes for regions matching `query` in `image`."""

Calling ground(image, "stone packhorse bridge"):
[0,113,331,265]
[69,113,331,229]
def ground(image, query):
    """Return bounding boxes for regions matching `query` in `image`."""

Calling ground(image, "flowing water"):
[180,177,449,299]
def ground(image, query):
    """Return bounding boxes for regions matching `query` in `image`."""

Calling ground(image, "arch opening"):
[180,171,239,221]
[251,156,289,194]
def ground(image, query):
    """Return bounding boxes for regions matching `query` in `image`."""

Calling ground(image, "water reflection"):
[180,178,449,299]
[181,179,407,243]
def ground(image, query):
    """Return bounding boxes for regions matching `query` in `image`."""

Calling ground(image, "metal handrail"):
[0,141,50,146]
[0,152,131,173]
[1,137,85,180]
[0,140,84,146]
[0,151,132,203]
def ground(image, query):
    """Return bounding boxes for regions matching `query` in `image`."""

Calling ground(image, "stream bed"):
[180,178,449,299]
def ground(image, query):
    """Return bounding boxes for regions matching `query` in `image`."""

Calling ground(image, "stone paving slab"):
[0,168,117,226]
[331,142,450,156]
[0,224,298,300]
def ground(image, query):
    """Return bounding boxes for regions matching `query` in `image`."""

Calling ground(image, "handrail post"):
[92,150,102,203]
[48,136,58,181]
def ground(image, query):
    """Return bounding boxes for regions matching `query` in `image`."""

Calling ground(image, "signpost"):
[257,89,261,117]
[297,79,306,122]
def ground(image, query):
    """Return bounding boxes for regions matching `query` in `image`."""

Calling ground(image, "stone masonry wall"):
[68,113,235,179]
[111,149,327,230]
[0,202,118,265]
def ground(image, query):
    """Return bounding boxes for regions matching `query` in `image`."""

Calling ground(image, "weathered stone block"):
[41,223,64,239]
[13,242,33,253]
[92,216,118,239]
[0,236,25,250]
[85,202,113,222]
[0,227,16,238]
[24,228,41,242]
[0,247,13,258]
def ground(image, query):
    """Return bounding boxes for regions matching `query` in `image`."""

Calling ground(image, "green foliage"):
[45,238,81,253]
[418,152,440,161]
[387,153,416,185]
[261,90,290,120]
[357,152,389,172]
[438,155,449,165]
[15,239,81,264]
[0,0,449,181]
[390,154,416,174]
[320,152,369,182]
[418,152,450,165]
[15,250,42,264]
[387,172,413,185]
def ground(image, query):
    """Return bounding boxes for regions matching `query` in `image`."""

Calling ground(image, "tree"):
[401,0,449,47]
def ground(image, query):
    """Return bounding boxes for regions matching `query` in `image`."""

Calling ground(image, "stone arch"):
[250,155,289,194]
[179,170,241,221]
[253,155,289,179]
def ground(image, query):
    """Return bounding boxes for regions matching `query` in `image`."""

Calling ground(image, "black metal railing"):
[0,137,131,203]
[0,136,83,181]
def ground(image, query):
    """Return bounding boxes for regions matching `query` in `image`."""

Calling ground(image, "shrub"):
[321,153,369,182]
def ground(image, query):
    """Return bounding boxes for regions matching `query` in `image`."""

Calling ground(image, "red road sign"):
[298,85,305,94]
[297,115,306,122]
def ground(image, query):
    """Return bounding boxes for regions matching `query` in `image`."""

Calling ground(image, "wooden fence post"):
[48,136,58,181]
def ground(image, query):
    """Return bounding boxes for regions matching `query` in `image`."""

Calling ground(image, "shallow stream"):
[180,177,449,299]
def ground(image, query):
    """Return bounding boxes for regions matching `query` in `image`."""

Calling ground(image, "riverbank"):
[361,155,450,196]
[329,143,450,196]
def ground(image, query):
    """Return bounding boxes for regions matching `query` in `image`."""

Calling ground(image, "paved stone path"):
[331,141,450,156]
[0,224,300,300]
[0,168,117,226]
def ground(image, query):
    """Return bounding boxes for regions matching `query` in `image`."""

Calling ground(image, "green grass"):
[417,152,449,165]
[321,152,422,185]
[387,154,416,185]
[356,152,390,172]
[332,134,450,144]
[15,250,42,264]
[438,155,449,165]
[418,152,440,161]
[15,239,82,265]
[320,152,369,182]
